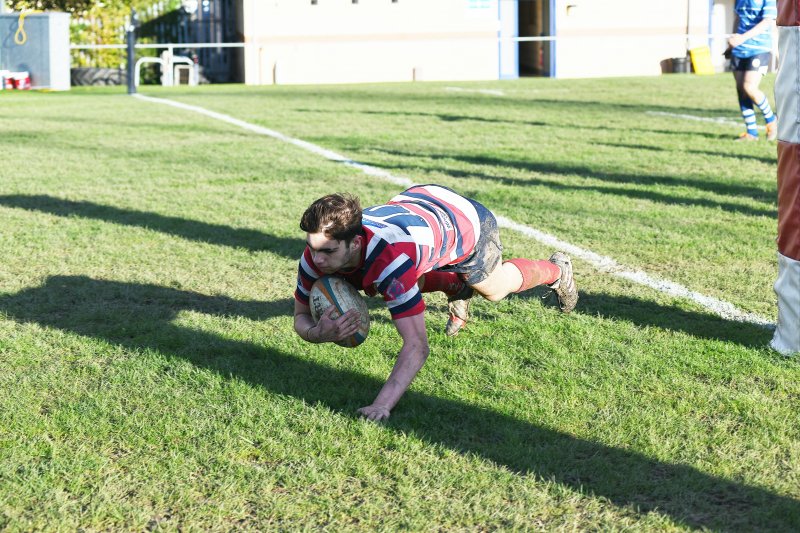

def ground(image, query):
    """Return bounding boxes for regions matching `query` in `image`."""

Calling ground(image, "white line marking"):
[133,94,413,187]
[134,93,775,328]
[495,217,774,327]
[646,110,765,130]
[445,87,505,96]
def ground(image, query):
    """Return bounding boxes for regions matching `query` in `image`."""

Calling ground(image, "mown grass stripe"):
[133,92,775,329]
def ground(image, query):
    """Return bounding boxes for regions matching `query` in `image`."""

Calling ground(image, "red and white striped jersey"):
[295,185,481,319]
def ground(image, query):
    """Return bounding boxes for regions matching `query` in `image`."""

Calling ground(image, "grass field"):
[0,73,798,531]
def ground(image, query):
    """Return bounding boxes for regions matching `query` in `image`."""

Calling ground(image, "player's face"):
[306,232,361,274]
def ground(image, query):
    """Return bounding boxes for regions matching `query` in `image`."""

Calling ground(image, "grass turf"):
[0,74,797,531]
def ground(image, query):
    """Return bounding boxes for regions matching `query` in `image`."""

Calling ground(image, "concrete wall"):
[241,0,500,85]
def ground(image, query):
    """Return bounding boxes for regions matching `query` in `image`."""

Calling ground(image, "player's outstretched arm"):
[294,300,360,343]
[358,312,430,421]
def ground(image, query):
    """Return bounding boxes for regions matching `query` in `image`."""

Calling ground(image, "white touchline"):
[645,110,765,130]
[445,87,505,97]
[133,93,775,328]
[495,217,774,328]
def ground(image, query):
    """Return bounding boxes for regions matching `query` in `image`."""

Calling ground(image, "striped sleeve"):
[367,246,425,319]
[294,247,321,305]
[765,0,778,19]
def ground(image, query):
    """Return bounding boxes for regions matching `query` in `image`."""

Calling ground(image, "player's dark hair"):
[300,193,362,243]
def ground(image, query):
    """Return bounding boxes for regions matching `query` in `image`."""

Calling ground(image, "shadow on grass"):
[295,108,734,141]
[357,156,774,219]
[358,109,550,127]
[0,194,303,258]
[366,148,775,206]
[596,142,777,166]
[578,290,774,347]
[289,90,737,121]
[511,287,773,349]
[1,275,796,531]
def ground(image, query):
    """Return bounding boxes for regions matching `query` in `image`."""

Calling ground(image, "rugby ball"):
[309,276,370,348]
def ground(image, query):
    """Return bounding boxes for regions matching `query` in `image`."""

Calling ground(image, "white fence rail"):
[70,34,735,50]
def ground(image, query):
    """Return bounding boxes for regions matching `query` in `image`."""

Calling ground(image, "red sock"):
[505,259,560,293]
[418,271,464,296]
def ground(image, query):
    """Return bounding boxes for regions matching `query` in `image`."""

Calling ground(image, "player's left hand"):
[314,306,360,343]
[357,404,391,422]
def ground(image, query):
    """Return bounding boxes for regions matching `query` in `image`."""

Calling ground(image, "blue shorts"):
[435,198,502,285]
[731,52,771,75]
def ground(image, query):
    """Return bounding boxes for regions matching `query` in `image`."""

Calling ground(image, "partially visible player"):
[728,0,778,141]
[293,185,578,421]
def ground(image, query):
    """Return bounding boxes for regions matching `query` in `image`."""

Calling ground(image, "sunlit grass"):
[0,75,796,531]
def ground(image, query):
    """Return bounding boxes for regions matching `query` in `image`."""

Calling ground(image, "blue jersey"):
[733,0,777,58]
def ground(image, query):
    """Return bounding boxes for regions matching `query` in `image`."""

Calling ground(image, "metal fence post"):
[126,8,139,94]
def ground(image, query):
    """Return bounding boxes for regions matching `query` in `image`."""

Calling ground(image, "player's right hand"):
[314,306,361,343]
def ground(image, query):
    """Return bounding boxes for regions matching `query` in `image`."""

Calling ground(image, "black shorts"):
[731,52,771,75]
[435,198,502,285]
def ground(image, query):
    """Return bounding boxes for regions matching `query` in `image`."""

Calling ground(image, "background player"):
[728,0,778,141]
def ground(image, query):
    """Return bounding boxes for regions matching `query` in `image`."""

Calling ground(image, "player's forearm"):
[372,342,430,411]
[740,18,775,41]
[294,312,320,343]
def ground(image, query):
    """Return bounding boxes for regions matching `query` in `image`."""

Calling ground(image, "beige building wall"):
[237,0,735,84]
[553,0,715,78]
[240,0,501,85]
